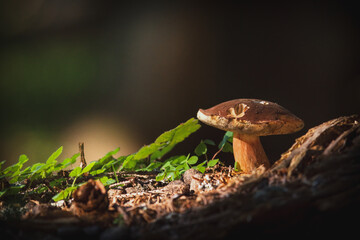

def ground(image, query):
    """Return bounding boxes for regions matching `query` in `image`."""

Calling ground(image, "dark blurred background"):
[1,1,359,167]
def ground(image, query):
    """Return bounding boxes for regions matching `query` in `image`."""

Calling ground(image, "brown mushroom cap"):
[197,99,304,136]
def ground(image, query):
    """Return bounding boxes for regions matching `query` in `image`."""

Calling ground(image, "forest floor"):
[1,115,360,240]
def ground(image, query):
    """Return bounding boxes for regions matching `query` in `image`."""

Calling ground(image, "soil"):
[1,115,360,239]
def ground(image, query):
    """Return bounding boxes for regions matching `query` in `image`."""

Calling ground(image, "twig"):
[79,142,87,169]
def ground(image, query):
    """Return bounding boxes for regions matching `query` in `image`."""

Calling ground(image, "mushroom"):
[197,99,304,173]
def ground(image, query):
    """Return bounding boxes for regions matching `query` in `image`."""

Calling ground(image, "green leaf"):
[218,131,233,149]
[55,154,78,171]
[0,160,5,172]
[69,167,82,178]
[120,155,137,170]
[36,186,48,194]
[207,159,219,168]
[30,163,46,174]
[89,148,120,173]
[102,159,115,169]
[194,142,207,156]
[222,142,233,153]
[137,162,163,172]
[203,139,215,146]
[111,158,124,172]
[194,161,207,173]
[169,155,187,164]
[187,156,199,165]
[122,118,201,174]
[0,185,25,198]
[90,168,106,176]
[134,143,159,160]
[175,164,186,171]
[99,176,116,186]
[52,186,77,201]
[2,165,18,176]
[0,189,7,198]
[160,161,172,170]
[46,146,63,165]
[172,118,201,144]
[154,129,174,145]
[19,166,31,179]
[166,171,177,181]
[81,161,96,174]
[3,155,29,177]
[98,148,120,164]
[156,172,165,181]
[126,158,137,169]
[151,118,201,160]
[183,163,190,171]
[18,154,29,165]
[234,162,241,171]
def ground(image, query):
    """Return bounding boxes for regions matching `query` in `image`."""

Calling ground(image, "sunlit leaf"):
[69,167,81,178]
[55,153,79,171]
[134,143,159,160]
[151,118,201,160]
[46,146,63,165]
[52,186,77,202]
[155,172,165,181]
[207,159,219,168]
[18,154,29,165]
[81,161,96,174]
[121,155,137,170]
[166,171,176,181]
[98,148,120,164]
[161,161,172,170]
[187,156,199,165]
[99,176,116,186]
[90,169,106,176]
[31,163,46,173]
[194,161,207,173]
[234,162,241,171]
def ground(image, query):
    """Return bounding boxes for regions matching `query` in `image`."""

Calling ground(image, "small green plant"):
[0,118,234,202]
[218,131,233,153]
[148,138,221,181]
[0,148,79,200]
[120,118,201,171]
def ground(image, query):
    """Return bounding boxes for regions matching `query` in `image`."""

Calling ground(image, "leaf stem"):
[211,145,224,160]
[72,177,77,187]
[112,165,119,183]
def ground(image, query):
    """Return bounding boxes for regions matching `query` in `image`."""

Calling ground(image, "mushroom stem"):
[232,132,270,173]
